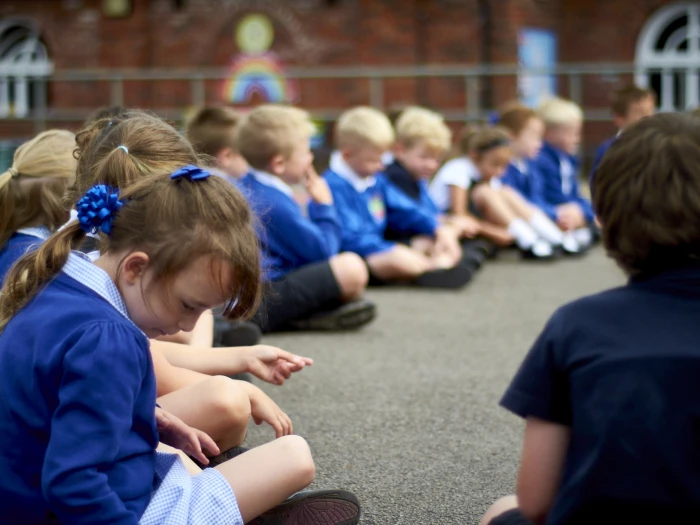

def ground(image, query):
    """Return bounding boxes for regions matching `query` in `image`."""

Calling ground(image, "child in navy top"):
[0,168,361,524]
[384,106,491,269]
[324,106,471,289]
[0,130,77,281]
[589,85,655,192]
[535,98,594,230]
[483,112,700,525]
[236,105,375,333]
[497,104,585,256]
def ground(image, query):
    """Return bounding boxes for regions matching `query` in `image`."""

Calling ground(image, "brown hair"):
[0,170,261,332]
[497,103,540,136]
[185,106,242,158]
[0,130,77,246]
[611,85,655,117]
[593,112,700,276]
[457,125,511,156]
[65,110,200,207]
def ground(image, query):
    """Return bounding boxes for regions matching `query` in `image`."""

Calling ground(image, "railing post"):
[369,76,383,109]
[33,77,48,134]
[191,75,205,107]
[466,75,480,120]
[567,72,582,106]
[110,77,124,107]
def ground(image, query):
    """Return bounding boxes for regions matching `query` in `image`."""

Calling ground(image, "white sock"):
[508,218,539,250]
[561,231,581,253]
[574,227,593,247]
[529,212,564,245]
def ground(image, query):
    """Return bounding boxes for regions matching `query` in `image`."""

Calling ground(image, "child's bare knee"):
[331,252,369,298]
[480,495,518,525]
[206,376,252,426]
[279,435,315,486]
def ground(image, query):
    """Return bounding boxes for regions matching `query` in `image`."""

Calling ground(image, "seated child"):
[482,112,700,525]
[383,106,493,267]
[498,104,587,255]
[236,104,376,333]
[535,97,596,243]
[324,106,471,288]
[589,84,655,190]
[185,105,250,183]
[65,110,312,464]
[432,125,556,260]
[0,130,76,281]
[0,169,361,524]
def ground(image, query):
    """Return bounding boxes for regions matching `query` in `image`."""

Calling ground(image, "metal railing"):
[0,62,648,134]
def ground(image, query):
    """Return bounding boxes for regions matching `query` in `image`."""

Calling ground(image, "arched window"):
[0,18,53,118]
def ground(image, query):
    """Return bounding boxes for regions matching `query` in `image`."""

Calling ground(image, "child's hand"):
[450,215,481,238]
[155,406,219,465]
[434,225,462,263]
[305,166,333,205]
[556,204,584,231]
[240,382,293,438]
[244,345,313,385]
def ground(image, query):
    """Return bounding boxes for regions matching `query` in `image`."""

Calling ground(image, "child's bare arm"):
[448,184,468,216]
[151,342,210,397]
[516,417,571,525]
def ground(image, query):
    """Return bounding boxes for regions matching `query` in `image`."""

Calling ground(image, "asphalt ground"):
[244,246,625,524]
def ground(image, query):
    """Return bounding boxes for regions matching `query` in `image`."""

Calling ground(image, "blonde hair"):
[0,130,77,246]
[538,97,583,126]
[1,170,261,332]
[335,106,395,150]
[185,106,242,157]
[65,110,201,207]
[394,106,452,153]
[237,105,314,170]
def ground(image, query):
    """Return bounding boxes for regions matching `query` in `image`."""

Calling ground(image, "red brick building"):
[0,0,692,162]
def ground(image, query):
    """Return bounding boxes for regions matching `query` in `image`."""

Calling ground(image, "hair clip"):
[76,184,124,235]
[487,111,501,126]
[170,165,211,182]
[116,145,129,154]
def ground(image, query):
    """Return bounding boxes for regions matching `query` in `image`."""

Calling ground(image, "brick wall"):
[0,0,675,159]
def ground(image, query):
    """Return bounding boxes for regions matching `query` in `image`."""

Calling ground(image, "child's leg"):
[158,375,250,453]
[472,184,523,226]
[215,435,315,523]
[158,309,214,346]
[365,244,433,281]
[500,187,569,247]
[328,251,369,301]
[481,495,523,525]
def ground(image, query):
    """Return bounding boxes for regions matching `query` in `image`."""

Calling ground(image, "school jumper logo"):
[368,194,386,223]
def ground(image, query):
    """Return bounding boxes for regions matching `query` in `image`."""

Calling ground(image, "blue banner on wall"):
[518,28,557,108]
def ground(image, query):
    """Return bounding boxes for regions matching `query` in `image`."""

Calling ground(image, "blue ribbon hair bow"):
[170,165,211,182]
[76,184,124,235]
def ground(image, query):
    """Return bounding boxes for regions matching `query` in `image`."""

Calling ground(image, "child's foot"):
[519,239,557,261]
[249,489,361,525]
[288,300,376,331]
[214,319,262,347]
[560,232,587,257]
[415,263,474,289]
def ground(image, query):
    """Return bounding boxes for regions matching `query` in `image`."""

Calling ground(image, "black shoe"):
[461,248,486,269]
[190,446,250,469]
[213,319,262,347]
[288,300,376,331]
[248,489,361,525]
[461,238,496,259]
[415,263,473,289]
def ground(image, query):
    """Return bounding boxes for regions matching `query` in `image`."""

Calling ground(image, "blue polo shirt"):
[501,267,700,523]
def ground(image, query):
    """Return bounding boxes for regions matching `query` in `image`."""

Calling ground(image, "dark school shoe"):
[462,237,497,259]
[214,319,263,347]
[288,300,377,331]
[248,489,361,525]
[414,262,474,289]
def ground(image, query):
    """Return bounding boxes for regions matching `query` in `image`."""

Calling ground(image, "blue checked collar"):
[16,226,51,240]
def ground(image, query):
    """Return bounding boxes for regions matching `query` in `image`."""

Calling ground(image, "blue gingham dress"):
[62,253,244,525]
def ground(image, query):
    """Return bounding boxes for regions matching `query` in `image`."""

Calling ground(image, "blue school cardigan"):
[501,159,558,220]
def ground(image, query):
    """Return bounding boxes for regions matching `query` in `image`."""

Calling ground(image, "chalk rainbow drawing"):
[222,53,298,104]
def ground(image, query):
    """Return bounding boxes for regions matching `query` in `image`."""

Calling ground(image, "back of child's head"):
[237,104,314,171]
[497,103,540,136]
[66,110,199,206]
[394,106,452,155]
[335,106,395,151]
[185,106,241,157]
[538,97,583,127]
[0,130,77,246]
[457,125,511,156]
[611,84,655,117]
[0,167,261,332]
[594,112,700,276]
[86,106,128,124]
